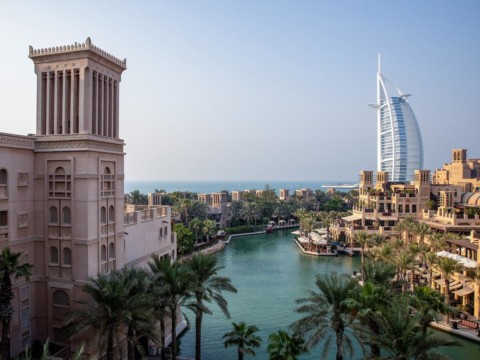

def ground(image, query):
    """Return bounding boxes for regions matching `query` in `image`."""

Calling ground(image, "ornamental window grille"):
[101,245,107,261]
[62,207,71,224]
[0,169,7,185]
[63,248,72,265]
[0,211,7,227]
[108,205,115,222]
[48,167,71,198]
[101,167,115,197]
[50,206,58,223]
[50,246,59,264]
[101,207,107,224]
[52,290,69,306]
[108,243,115,259]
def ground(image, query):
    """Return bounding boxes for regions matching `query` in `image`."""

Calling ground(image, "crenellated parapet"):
[29,37,126,69]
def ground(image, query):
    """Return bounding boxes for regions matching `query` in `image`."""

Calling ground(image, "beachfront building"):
[232,190,245,202]
[279,188,289,201]
[197,192,231,228]
[0,38,178,357]
[295,188,313,200]
[373,58,423,182]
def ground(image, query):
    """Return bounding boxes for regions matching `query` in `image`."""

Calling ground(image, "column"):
[105,77,110,137]
[53,71,58,134]
[99,74,104,136]
[109,78,114,137]
[70,70,76,134]
[114,80,119,138]
[62,70,67,134]
[36,71,43,134]
[46,72,51,135]
[78,67,85,134]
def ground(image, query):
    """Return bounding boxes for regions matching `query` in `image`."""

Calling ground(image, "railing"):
[124,212,137,224]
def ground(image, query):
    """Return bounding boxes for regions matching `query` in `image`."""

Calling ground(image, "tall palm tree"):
[0,248,33,360]
[175,199,192,226]
[362,260,396,286]
[424,251,438,288]
[428,232,446,251]
[202,219,217,242]
[129,189,147,205]
[186,254,237,360]
[393,250,416,292]
[436,257,464,306]
[354,231,371,282]
[345,280,390,358]
[292,272,359,360]
[189,218,204,243]
[241,202,259,226]
[223,322,262,360]
[372,297,458,359]
[65,270,157,360]
[148,255,192,360]
[267,330,305,360]
[413,222,431,245]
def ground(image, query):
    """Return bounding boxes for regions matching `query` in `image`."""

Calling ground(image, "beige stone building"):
[279,189,289,201]
[0,38,177,357]
[295,188,313,200]
[197,192,231,228]
[433,148,480,192]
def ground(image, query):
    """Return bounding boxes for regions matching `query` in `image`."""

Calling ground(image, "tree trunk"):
[107,331,114,360]
[1,320,10,360]
[361,247,365,282]
[445,279,450,306]
[335,330,343,360]
[410,268,415,291]
[369,320,380,358]
[238,347,244,360]
[127,326,135,360]
[195,309,203,360]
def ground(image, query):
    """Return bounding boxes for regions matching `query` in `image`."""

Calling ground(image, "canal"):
[179,229,480,359]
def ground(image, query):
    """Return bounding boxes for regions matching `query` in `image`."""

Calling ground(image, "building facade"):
[0,38,177,357]
[374,58,423,182]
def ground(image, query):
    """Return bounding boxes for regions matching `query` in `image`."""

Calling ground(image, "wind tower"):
[28,38,127,344]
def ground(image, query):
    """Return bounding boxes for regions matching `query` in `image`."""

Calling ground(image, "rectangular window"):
[0,211,7,227]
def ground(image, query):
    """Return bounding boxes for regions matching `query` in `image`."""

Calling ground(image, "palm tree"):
[354,231,371,282]
[202,219,217,242]
[65,270,157,360]
[0,248,33,360]
[148,255,192,360]
[241,202,259,226]
[413,222,431,245]
[223,322,262,360]
[318,211,333,240]
[436,257,464,306]
[410,285,454,334]
[372,297,458,359]
[129,189,147,205]
[362,260,396,286]
[186,254,237,360]
[428,232,446,251]
[345,280,390,358]
[267,330,305,360]
[175,199,192,226]
[291,272,359,360]
[424,251,438,288]
[189,218,204,243]
[393,250,415,292]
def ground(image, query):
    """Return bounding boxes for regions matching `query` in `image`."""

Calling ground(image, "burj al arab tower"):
[372,56,424,182]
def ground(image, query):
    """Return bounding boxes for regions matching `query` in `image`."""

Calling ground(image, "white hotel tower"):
[372,57,424,182]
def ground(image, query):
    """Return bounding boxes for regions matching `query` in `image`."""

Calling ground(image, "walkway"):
[431,319,480,343]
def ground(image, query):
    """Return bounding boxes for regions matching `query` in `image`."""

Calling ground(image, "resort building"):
[197,192,231,228]
[295,188,313,200]
[231,190,244,202]
[373,58,423,182]
[433,149,480,192]
[279,188,289,201]
[0,38,178,357]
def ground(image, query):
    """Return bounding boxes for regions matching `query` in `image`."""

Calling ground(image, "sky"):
[0,1,479,182]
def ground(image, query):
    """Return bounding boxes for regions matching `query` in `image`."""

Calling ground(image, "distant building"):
[373,57,423,182]
[232,190,245,202]
[279,189,289,201]
[295,188,313,200]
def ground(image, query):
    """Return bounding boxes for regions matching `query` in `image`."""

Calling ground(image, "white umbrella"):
[459,258,477,268]
[436,250,451,257]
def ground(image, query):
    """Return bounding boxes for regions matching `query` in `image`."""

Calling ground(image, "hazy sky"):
[1,1,479,181]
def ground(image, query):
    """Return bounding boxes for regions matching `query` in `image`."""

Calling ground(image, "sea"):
[124,180,356,195]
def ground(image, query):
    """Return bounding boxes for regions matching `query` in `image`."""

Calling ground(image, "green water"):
[179,229,480,359]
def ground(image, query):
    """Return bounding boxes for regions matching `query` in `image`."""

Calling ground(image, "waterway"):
[179,229,480,359]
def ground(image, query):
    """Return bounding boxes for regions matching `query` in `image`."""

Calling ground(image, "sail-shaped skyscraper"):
[373,57,424,182]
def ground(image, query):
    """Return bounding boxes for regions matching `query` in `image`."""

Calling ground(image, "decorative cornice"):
[34,138,124,153]
[0,133,35,150]
[29,37,127,69]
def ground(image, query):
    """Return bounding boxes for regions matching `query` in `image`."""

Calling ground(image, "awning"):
[449,281,463,290]
[453,286,474,296]
[342,214,362,222]
[434,278,446,286]
[364,213,376,220]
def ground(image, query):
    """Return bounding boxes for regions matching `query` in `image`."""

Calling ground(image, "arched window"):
[101,207,107,224]
[52,290,69,306]
[104,167,111,175]
[0,169,7,185]
[62,206,71,224]
[159,227,163,239]
[63,248,72,265]
[50,206,58,223]
[108,243,115,259]
[101,245,107,261]
[164,226,168,238]
[50,246,59,264]
[108,205,115,222]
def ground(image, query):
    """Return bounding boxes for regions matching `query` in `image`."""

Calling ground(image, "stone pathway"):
[431,319,480,343]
